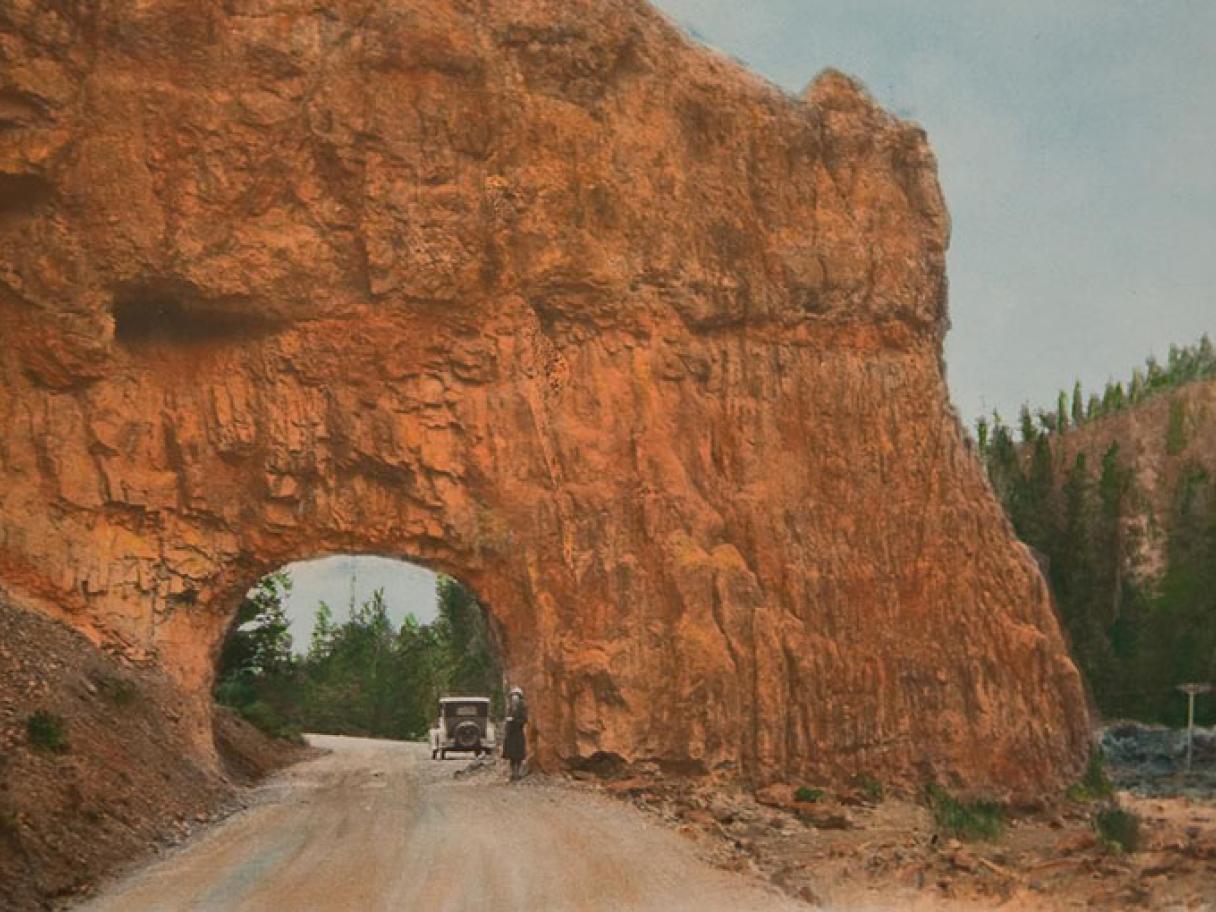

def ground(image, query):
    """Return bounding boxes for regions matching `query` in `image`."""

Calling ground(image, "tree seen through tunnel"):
[213,561,504,745]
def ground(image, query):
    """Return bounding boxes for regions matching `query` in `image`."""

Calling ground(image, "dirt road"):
[76,735,807,912]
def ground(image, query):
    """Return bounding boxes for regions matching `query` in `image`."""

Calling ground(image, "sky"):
[273,4,1214,635]
[650,0,1215,423]
[278,556,439,653]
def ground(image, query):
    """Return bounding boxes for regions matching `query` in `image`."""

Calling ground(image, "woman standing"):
[503,686,528,781]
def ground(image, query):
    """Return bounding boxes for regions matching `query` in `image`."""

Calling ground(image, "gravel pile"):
[1101,721,1216,797]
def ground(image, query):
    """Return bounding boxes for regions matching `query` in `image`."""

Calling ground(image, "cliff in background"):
[1052,378,1216,585]
[1,0,1088,795]
[981,374,1216,724]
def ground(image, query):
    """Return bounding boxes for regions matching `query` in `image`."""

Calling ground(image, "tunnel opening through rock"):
[212,555,507,753]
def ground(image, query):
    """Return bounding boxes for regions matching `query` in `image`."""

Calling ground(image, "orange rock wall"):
[0,0,1089,794]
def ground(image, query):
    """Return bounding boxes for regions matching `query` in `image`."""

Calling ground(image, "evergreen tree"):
[1095,445,1129,616]
[1010,434,1057,555]
[1054,455,1118,694]
[213,571,299,738]
[1145,355,1165,391]
[435,575,501,704]
[983,413,1020,505]
[1130,466,1216,724]
[1071,381,1085,427]
[975,416,990,455]
[217,571,294,679]
[1166,399,1188,455]
[1019,405,1037,444]
[1129,368,1146,404]
[1199,333,1214,372]
[309,601,335,660]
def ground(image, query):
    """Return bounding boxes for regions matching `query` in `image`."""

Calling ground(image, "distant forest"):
[215,572,503,742]
[975,335,1216,725]
[977,335,1215,446]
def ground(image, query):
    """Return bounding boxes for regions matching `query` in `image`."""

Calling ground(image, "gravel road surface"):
[76,734,807,912]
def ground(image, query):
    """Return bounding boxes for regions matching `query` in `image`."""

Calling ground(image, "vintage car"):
[429,696,496,759]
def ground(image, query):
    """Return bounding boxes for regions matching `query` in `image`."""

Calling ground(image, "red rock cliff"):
[0,0,1089,794]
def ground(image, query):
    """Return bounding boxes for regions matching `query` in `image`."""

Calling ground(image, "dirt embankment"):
[580,764,1216,910]
[0,594,308,911]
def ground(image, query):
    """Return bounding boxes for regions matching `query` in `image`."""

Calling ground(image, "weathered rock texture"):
[0,0,1089,794]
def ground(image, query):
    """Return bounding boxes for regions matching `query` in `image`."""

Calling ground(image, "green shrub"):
[1066,749,1114,802]
[1095,806,1141,853]
[0,807,19,844]
[926,784,1005,841]
[214,674,257,710]
[854,773,884,803]
[99,675,140,707]
[1166,399,1188,455]
[239,700,285,736]
[794,786,825,803]
[26,711,68,753]
[238,700,303,742]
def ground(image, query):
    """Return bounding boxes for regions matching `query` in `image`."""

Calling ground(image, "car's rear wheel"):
[453,721,480,751]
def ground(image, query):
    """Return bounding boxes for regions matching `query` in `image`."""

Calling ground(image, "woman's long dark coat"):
[503,698,528,761]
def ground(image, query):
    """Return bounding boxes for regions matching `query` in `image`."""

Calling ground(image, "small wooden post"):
[1177,683,1212,773]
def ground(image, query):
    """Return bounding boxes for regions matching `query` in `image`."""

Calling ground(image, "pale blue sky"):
[279,556,439,653]
[651,0,1215,423]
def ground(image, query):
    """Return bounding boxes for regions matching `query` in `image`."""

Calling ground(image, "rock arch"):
[0,0,1088,793]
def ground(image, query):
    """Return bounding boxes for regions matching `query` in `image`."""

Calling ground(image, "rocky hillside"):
[0,592,307,911]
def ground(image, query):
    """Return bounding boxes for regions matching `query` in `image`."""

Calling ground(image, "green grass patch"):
[1095,806,1141,853]
[0,808,19,846]
[853,773,884,803]
[238,701,304,743]
[794,786,825,803]
[1066,749,1114,803]
[26,710,68,754]
[99,675,140,707]
[926,784,1005,841]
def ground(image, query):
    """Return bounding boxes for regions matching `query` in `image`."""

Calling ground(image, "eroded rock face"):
[0,0,1088,794]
